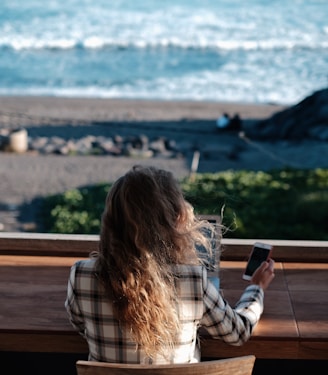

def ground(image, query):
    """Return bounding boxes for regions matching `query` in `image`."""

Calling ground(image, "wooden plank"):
[289,290,328,339]
[0,233,327,262]
[200,338,299,359]
[220,239,328,263]
[283,262,328,291]
[283,263,328,345]
[76,356,256,375]
[298,341,328,360]
[0,232,98,257]
[0,255,81,266]
[0,332,88,353]
[3,331,328,360]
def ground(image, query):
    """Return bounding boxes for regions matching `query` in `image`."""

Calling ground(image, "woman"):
[65,165,275,364]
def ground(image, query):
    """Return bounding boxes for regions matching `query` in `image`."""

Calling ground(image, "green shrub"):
[181,168,328,240]
[40,168,328,240]
[40,184,109,234]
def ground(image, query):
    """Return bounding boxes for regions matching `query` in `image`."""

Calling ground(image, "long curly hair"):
[93,165,216,359]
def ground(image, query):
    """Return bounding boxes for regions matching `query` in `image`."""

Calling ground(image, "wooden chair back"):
[76,355,255,375]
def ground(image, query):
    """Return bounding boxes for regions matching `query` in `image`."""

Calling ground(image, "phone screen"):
[244,245,270,278]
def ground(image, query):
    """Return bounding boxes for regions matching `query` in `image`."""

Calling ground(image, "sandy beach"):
[0,96,286,123]
[0,96,327,232]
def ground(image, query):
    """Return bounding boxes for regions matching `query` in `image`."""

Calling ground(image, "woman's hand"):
[250,259,275,290]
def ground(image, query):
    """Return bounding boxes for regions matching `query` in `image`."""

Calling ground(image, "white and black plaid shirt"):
[65,258,263,364]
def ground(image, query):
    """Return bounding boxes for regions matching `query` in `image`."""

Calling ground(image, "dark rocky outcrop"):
[245,88,328,141]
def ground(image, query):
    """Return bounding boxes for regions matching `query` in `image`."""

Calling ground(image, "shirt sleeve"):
[64,262,86,337]
[200,270,264,345]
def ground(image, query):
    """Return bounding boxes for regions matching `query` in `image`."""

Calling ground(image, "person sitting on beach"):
[65,165,275,364]
[216,113,242,131]
[216,113,230,129]
[229,113,242,130]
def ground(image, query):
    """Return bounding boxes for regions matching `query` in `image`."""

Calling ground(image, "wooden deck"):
[0,233,327,361]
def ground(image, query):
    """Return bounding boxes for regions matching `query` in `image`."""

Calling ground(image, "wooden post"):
[189,150,200,181]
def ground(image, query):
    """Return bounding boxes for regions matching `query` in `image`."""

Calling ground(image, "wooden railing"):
[0,233,327,361]
[0,232,327,262]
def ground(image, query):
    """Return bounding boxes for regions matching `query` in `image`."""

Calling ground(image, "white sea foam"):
[2,36,328,51]
[0,0,327,104]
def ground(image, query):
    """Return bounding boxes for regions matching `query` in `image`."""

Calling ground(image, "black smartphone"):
[242,242,273,281]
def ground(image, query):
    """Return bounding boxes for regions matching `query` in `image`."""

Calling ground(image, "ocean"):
[0,0,327,105]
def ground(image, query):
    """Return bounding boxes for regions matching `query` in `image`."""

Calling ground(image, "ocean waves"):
[0,0,327,105]
[1,36,328,52]
[1,0,327,52]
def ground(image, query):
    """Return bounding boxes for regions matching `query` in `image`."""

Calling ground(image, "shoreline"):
[0,95,286,126]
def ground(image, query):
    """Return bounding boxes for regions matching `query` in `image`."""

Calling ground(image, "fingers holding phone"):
[242,242,273,280]
[243,242,275,290]
[250,259,275,290]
